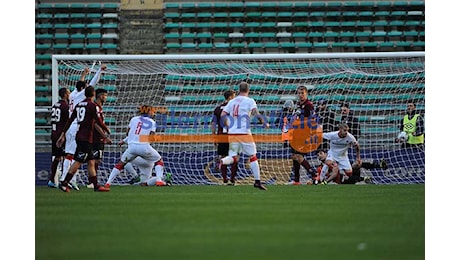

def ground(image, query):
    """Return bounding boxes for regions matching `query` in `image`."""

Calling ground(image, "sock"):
[60,156,73,181]
[50,158,59,182]
[89,176,98,189]
[250,160,260,181]
[125,163,137,175]
[107,168,120,185]
[155,164,164,180]
[230,162,237,182]
[293,160,300,182]
[221,156,235,165]
[301,159,312,170]
[70,172,78,184]
[146,176,159,186]
[221,163,228,182]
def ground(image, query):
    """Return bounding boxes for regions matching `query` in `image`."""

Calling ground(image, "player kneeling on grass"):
[105,105,168,188]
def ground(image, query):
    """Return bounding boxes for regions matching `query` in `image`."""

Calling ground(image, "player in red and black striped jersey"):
[57,86,111,192]
[48,87,70,188]
[286,85,317,185]
[211,90,237,185]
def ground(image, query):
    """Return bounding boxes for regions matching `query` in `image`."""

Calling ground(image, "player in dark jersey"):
[286,85,317,185]
[91,88,112,188]
[211,90,237,185]
[48,87,70,188]
[56,86,111,192]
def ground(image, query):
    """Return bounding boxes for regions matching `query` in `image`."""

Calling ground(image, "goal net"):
[52,52,425,185]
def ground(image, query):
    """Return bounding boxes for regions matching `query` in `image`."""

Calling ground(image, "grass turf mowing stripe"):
[36,184,424,260]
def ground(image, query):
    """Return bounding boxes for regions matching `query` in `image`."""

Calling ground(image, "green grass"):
[36,184,424,260]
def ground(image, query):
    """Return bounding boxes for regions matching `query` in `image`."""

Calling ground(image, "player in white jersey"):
[59,65,106,190]
[105,105,167,187]
[219,81,270,190]
[322,123,361,182]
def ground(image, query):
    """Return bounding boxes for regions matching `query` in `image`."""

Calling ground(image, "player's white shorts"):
[326,153,352,173]
[228,134,257,157]
[121,143,161,164]
[65,123,78,154]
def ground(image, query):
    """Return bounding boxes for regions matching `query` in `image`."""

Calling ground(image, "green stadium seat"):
[87,23,102,29]
[246,12,260,18]
[248,42,263,48]
[181,32,195,39]
[260,32,276,38]
[103,3,119,9]
[69,43,84,49]
[356,21,372,27]
[197,12,212,18]
[70,13,86,19]
[36,54,52,60]
[294,12,309,17]
[164,2,179,8]
[54,3,69,8]
[181,13,195,19]
[36,34,53,40]
[35,85,50,92]
[331,42,347,48]
[54,13,69,19]
[230,12,244,18]
[375,11,390,17]
[87,13,102,19]
[231,42,246,48]
[212,43,228,49]
[87,3,102,9]
[245,32,260,39]
[36,96,52,104]
[309,12,325,17]
[313,42,329,48]
[87,33,102,39]
[53,43,68,49]
[280,42,296,48]
[35,118,48,125]
[165,33,180,39]
[166,43,180,49]
[363,42,378,48]
[391,11,407,17]
[278,12,293,18]
[37,23,53,29]
[102,43,118,50]
[37,3,53,9]
[103,23,118,29]
[36,64,51,71]
[229,2,244,8]
[198,43,213,49]
[412,41,425,47]
[164,12,180,19]
[389,21,405,27]
[396,41,411,47]
[70,23,86,29]
[346,42,361,48]
[86,43,101,49]
[71,33,85,39]
[214,32,228,39]
[181,43,196,49]
[261,12,277,18]
[296,42,312,48]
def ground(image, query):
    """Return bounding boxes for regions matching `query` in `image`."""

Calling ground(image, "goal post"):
[51,52,425,185]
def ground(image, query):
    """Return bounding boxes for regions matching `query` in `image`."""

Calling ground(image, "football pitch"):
[36,184,424,260]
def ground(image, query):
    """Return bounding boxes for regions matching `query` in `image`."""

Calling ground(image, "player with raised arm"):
[105,105,167,187]
[320,123,361,184]
[92,88,112,180]
[48,87,70,188]
[212,90,238,185]
[56,86,111,192]
[60,64,107,190]
[219,81,269,190]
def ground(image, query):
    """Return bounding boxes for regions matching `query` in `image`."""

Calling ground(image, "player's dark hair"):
[297,85,308,92]
[85,86,95,98]
[58,87,68,98]
[224,90,235,100]
[316,149,327,154]
[76,80,86,91]
[239,81,249,93]
[95,88,108,97]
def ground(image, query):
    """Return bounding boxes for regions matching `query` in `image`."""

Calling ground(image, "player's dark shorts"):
[92,142,105,160]
[217,142,229,156]
[52,139,66,157]
[74,140,94,163]
[289,146,309,156]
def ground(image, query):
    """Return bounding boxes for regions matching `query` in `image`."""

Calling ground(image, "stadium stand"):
[35,1,425,151]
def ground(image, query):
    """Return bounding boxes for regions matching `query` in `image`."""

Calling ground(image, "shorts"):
[217,142,229,156]
[326,153,352,174]
[92,142,105,160]
[74,140,94,163]
[228,134,256,157]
